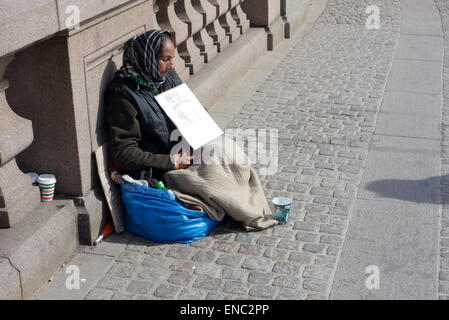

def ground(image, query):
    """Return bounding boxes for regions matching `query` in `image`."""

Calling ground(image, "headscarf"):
[117,29,172,89]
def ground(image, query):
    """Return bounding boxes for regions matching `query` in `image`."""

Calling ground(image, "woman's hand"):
[173,150,194,170]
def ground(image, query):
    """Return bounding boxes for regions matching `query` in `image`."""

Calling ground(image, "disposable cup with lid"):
[37,174,57,185]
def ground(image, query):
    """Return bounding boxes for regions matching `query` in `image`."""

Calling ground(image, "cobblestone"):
[276,288,308,300]
[222,268,248,280]
[223,280,250,295]
[215,254,242,266]
[272,275,301,289]
[248,271,274,285]
[193,276,223,291]
[154,284,181,299]
[126,280,154,295]
[248,285,278,299]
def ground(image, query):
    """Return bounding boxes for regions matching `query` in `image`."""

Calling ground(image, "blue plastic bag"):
[120,184,220,243]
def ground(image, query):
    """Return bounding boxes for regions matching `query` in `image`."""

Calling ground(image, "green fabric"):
[133,76,159,95]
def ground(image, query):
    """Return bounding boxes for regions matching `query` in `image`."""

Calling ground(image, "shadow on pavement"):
[364,175,447,204]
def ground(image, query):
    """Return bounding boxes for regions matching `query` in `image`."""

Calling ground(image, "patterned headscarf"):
[117,29,172,89]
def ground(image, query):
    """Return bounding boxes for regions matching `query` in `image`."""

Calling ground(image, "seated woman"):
[105,30,277,231]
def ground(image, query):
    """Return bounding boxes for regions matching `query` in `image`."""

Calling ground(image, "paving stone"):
[138,266,169,281]
[320,234,343,246]
[247,271,274,285]
[178,288,207,299]
[319,224,345,235]
[302,279,328,293]
[112,263,137,278]
[169,261,195,273]
[223,280,250,295]
[272,262,302,276]
[96,276,130,291]
[263,248,289,261]
[303,244,326,254]
[166,246,195,260]
[272,275,301,289]
[295,231,320,242]
[215,254,243,266]
[276,288,308,300]
[235,233,255,243]
[248,285,278,299]
[192,250,217,263]
[302,265,333,281]
[141,254,168,268]
[241,257,273,272]
[167,272,194,286]
[190,237,214,249]
[276,239,301,250]
[143,244,169,256]
[126,280,154,295]
[116,250,141,264]
[238,244,263,256]
[154,284,181,299]
[222,268,248,280]
[293,221,320,232]
[257,236,279,247]
[212,241,238,253]
[194,263,221,278]
[193,276,223,291]
[288,252,313,264]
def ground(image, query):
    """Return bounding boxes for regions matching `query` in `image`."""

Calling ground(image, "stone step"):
[0,200,78,299]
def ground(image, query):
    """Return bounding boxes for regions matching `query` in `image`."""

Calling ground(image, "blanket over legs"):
[164,136,278,231]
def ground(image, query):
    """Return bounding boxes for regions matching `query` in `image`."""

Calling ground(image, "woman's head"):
[118,30,175,87]
[157,33,176,79]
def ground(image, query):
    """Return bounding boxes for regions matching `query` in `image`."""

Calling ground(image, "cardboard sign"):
[155,83,224,150]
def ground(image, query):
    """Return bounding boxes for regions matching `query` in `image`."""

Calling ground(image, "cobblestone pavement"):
[81,0,404,300]
[435,0,449,300]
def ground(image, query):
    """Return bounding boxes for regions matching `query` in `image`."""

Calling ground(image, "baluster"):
[0,54,40,227]
[217,0,241,43]
[174,0,205,73]
[155,0,191,80]
[231,0,250,34]
[192,0,218,62]
[206,0,230,52]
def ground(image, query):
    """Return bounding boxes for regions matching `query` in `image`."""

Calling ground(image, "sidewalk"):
[33,0,447,300]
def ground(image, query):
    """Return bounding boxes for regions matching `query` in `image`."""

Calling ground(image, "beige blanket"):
[164,136,278,231]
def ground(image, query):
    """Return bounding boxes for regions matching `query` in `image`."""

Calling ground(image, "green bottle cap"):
[156,181,166,190]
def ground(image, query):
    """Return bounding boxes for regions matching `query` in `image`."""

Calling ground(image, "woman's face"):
[158,40,176,78]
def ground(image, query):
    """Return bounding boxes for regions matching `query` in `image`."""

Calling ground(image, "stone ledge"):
[0,200,78,299]
[0,0,146,57]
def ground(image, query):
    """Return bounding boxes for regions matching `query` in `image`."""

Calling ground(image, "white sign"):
[155,83,224,150]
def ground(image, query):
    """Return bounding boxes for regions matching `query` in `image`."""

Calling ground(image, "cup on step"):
[37,174,57,202]
[272,197,292,225]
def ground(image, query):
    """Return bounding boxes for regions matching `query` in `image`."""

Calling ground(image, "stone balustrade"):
[0,55,40,227]
[155,0,250,75]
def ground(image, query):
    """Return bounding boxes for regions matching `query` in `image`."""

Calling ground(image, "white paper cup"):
[37,174,57,202]
[272,197,292,225]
